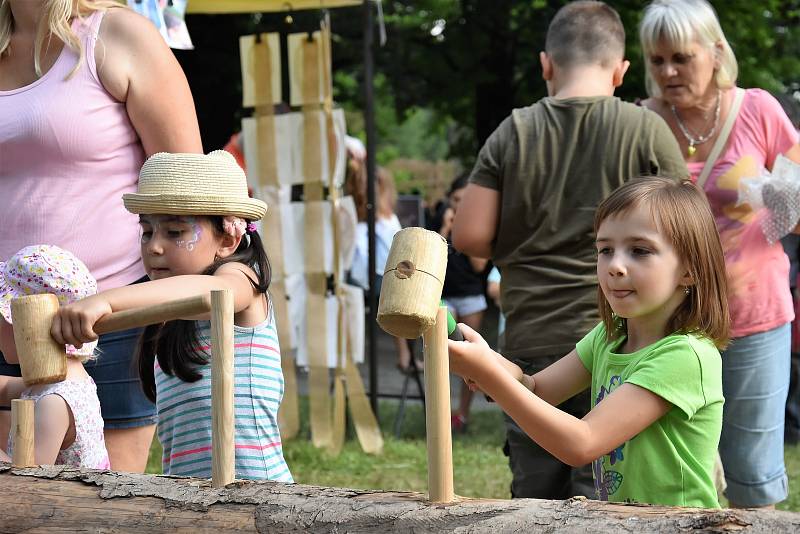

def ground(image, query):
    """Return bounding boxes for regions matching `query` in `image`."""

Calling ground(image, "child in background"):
[0,245,109,469]
[449,177,728,507]
[349,163,417,371]
[52,151,292,482]
[486,266,504,351]
[439,175,488,432]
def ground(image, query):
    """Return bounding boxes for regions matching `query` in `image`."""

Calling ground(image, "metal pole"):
[363,0,378,417]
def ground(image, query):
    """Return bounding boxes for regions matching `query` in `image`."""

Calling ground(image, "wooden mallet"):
[9,291,236,487]
[376,227,454,503]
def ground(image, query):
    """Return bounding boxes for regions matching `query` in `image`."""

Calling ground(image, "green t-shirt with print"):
[575,323,723,508]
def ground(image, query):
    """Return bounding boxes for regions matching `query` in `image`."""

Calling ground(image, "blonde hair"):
[594,177,730,349]
[639,0,738,98]
[0,0,121,80]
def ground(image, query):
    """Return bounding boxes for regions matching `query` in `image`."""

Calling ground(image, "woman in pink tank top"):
[0,0,202,472]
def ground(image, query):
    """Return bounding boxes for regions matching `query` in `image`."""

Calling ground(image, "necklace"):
[670,90,722,156]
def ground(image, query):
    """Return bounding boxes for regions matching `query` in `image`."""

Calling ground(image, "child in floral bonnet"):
[0,245,109,468]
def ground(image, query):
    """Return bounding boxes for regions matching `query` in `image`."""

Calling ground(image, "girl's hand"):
[447,322,495,380]
[51,296,113,348]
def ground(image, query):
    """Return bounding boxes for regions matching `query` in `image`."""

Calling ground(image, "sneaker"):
[451,413,468,434]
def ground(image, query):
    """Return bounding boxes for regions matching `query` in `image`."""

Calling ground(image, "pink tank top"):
[0,10,145,291]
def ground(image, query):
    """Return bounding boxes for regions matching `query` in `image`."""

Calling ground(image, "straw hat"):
[123,151,268,220]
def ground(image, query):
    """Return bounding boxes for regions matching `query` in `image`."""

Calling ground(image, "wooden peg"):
[211,289,235,488]
[422,306,455,503]
[11,399,35,467]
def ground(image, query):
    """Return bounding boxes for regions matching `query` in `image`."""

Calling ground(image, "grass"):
[146,399,800,511]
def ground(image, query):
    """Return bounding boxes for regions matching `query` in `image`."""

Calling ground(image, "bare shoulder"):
[94,7,164,101]
[35,393,71,420]
[639,97,668,116]
[99,6,164,45]
[215,261,260,284]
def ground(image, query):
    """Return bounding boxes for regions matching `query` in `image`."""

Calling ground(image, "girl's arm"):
[451,323,590,406]
[52,264,258,348]
[468,256,489,274]
[449,325,670,466]
[0,395,73,465]
[33,395,72,465]
[0,376,27,407]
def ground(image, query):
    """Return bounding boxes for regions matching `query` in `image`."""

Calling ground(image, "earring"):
[684,286,691,295]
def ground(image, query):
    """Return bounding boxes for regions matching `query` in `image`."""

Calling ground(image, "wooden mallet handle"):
[93,294,212,335]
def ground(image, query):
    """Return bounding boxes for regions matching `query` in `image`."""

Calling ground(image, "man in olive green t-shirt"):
[452,1,687,500]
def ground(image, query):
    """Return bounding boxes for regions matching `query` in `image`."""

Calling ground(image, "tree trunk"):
[2,464,799,533]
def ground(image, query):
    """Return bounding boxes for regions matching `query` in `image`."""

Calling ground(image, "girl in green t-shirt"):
[448,176,729,507]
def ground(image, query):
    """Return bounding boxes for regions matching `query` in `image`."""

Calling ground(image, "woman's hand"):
[51,295,113,348]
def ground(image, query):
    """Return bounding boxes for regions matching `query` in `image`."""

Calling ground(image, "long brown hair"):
[594,176,730,348]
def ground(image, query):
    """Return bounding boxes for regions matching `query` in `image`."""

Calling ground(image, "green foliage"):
[327,0,800,164]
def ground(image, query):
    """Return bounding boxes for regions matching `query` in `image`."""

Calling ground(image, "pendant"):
[687,144,697,157]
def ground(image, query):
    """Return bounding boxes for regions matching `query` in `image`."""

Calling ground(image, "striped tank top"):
[155,308,292,482]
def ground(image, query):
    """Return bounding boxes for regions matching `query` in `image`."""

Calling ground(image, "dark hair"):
[545,1,625,69]
[447,172,470,197]
[594,177,730,348]
[136,216,271,402]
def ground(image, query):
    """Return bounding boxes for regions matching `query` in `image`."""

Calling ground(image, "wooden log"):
[422,306,454,503]
[1,465,799,533]
[210,289,235,488]
[10,400,34,468]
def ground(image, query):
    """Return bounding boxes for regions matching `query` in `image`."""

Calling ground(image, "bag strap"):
[697,88,745,189]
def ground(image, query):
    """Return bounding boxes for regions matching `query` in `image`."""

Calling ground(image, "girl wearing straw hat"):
[51,151,292,481]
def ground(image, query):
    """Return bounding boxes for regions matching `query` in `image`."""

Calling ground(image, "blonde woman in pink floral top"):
[639,0,800,508]
[0,245,109,469]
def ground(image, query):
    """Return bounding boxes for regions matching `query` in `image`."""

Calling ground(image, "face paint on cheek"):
[175,219,201,252]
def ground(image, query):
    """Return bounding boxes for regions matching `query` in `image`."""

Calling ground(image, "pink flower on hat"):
[0,245,98,357]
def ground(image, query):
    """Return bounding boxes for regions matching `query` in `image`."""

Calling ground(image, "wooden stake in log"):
[376,228,453,502]
[210,289,235,488]
[11,399,35,467]
[422,306,454,503]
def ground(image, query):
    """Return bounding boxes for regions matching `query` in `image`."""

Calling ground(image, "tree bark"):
[1,463,799,533]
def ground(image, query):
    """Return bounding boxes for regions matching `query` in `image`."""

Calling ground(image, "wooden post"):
[11,399,35,467]
[422,306,454,503]
[11,294,66,386]
[211,289,235,487]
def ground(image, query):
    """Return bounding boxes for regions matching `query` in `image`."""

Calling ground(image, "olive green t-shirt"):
[469,96,688,361]
[576,323,723,508]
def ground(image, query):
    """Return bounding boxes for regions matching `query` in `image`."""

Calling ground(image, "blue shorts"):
[443,294,487,318]
[718,323,790,506]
